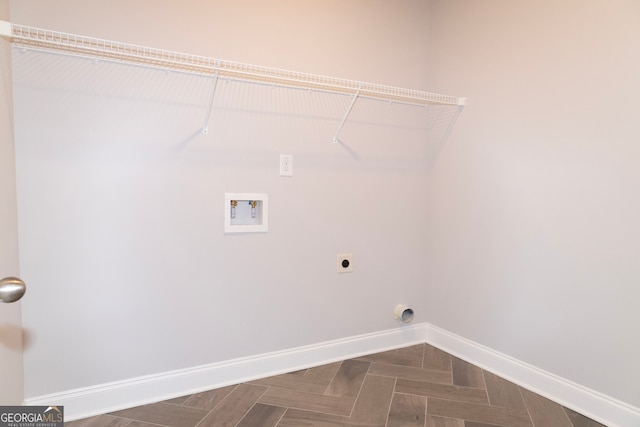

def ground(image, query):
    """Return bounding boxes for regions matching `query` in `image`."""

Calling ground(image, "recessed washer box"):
[224,193,268,233]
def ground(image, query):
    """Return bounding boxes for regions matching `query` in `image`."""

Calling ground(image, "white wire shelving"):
[0,20,466,138]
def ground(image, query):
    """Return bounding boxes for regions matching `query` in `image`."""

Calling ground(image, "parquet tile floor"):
[66,344,606,427]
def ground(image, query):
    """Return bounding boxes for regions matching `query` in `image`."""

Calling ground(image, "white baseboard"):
[425,323,640,427]
[26,322,640,426]
[26,323,427,421]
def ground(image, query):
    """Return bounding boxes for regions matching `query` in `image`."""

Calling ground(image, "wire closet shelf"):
[0,21,466,108]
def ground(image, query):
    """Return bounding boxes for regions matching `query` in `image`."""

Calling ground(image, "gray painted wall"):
[9,0,639,412]
[427,0,640,408]
[10,0,438,399]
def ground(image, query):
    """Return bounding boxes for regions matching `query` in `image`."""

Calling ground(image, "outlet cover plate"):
[280,154,293,176]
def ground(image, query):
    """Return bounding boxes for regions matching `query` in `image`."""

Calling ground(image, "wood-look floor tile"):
[387,393,426,427]
[325,359,370,398]
[68,346,604,427]
[236,403,286,427]
[108,402,207,427]
[196,383,267,427]
[356,348,423,368]
[276,408,353,427]
[425,415,464,427]
[563,407,607,427]
[163,394,191,405]
[464,422,504,427]
[128,422,172,427]
[179,385,237,410]
[451,357,485,389]
[519,387,573,427]
[250,371,331,393]
[396,379,489,405]
[427,398,533,427]
[62,416,96,427]
[369,361,452,385]
[64,414,131,427]
[349,374,396,423]
[398,344,426,358]
[259,387,355,416]
[423,345,453,372]
[305,361,343,380]
[482,371,527,412]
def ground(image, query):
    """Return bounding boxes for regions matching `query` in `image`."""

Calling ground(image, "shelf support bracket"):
[202,60,221,134]
[333,83,363,143]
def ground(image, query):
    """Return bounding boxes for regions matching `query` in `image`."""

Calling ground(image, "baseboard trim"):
[26,323,427,421]
[425,323,640,427]
[26,323,640,426]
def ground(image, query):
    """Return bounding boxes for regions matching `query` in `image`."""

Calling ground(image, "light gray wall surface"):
[0,0,25,404]
[9,0,639,413]
[427,0,640,408]
[10,0,439,398]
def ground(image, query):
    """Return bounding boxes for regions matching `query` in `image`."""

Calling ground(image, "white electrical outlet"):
[337,254,353,273]
[280,154,293,176]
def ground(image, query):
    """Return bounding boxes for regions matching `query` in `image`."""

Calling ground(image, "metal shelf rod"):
[202,61,221,135]
[333,84,363,144]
